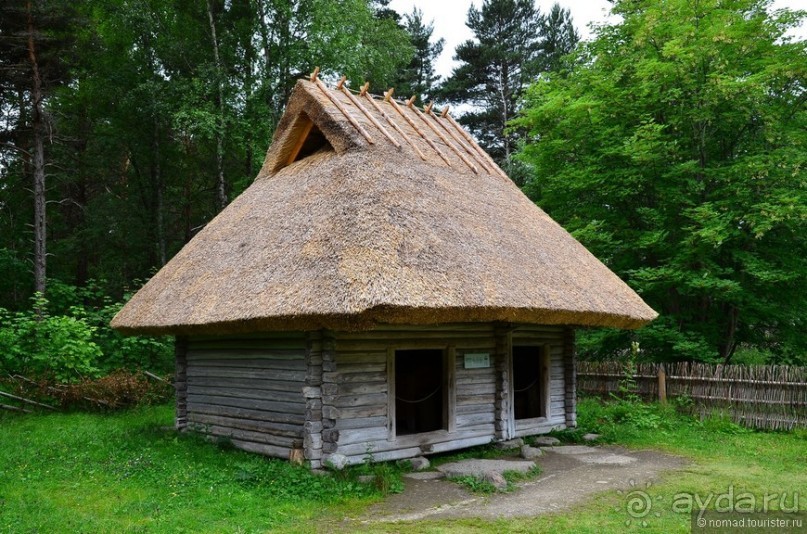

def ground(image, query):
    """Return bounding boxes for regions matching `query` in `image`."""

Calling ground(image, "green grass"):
[0,405,382,533]
[2,399,805,533]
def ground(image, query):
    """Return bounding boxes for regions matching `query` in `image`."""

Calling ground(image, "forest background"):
[0,0,804,384]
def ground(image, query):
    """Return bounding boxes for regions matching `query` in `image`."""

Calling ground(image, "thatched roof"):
[112,75,657,336]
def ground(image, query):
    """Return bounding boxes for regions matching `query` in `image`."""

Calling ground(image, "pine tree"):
[0,0,77,297]
[394,8,444,104]
[440,0,578,165]
[537,3,579,73]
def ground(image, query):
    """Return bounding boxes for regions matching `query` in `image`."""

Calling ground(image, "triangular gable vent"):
[276,113,334,172]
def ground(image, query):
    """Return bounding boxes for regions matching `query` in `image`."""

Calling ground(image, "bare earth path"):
[362,445,688,523]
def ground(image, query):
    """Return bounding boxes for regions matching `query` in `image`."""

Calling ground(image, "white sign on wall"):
[464,353,491,369]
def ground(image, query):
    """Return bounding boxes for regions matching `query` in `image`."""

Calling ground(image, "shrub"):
[0,282,173,384]
[0,301,102,382]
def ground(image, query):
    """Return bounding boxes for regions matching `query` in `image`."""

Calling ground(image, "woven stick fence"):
[577,361,807,430]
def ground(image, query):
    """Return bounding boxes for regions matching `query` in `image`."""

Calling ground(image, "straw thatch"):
[111,78,657,336]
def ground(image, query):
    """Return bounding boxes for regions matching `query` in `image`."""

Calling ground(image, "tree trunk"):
[207,0,227,212]
[721,305,739,364]
[27,0,46,296]
[499,62,510,161]
[153,118,166,266]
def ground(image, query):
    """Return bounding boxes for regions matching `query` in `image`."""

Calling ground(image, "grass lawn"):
[1,399,805,533]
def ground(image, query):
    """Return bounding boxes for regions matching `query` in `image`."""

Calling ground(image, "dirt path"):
[362,445,688,523]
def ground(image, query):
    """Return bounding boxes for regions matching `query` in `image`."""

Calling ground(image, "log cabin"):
[111,71,657,469]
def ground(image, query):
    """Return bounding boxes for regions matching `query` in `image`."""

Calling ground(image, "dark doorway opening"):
[395,349,444,435]
[513,346,545,419]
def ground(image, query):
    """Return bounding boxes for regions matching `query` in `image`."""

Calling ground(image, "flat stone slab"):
[575,453,637,465]
[548,445,636,465]
[495,438,524,450]
[403,471,446,480]
[547,445,600,455]
[533,436,561,446]
[436,459,535,478]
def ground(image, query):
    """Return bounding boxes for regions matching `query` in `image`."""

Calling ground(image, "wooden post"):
[408,98,479,173]
[387,348,396,441]
[446,346,456,433]
[289,440,305,465]
[658,365,667,404]
[304,330,325,468]
[174,336,188,430]
[562,328,577,428]
[494,324,514,440]
[310,69,374,145]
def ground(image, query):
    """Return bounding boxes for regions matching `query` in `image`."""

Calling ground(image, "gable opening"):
[285,115,333,166]
[395,349,445,435]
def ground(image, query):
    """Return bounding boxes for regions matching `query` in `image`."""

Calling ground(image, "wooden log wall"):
[319,323,570,466]
[184,333,307,459]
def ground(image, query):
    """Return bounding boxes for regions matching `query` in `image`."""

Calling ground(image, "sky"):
[388,0,806,78]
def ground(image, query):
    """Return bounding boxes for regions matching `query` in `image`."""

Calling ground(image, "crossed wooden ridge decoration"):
[309,66,507,179]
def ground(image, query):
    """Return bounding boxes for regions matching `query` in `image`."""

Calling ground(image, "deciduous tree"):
[516,0,807,363]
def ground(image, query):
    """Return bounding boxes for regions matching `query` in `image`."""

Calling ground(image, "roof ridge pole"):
[309,67,374,145]
[335,76,401,149]
[442,107,510,180]
[385,89,453,167]
[427,103,495,174]
[360,84,427,161]
[408,96,479,174]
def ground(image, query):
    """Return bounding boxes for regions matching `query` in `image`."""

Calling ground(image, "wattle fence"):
[577,361,807,430]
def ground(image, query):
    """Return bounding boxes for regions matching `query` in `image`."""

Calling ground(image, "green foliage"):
[615,341,641,399]
[0,401,804,532]
[441,0,578,163]
[516,0,807,363]
[393,8,444,105]
[449,466,541,494]
[502,465,541,484]
[0,0,413,312]
[0,298,102,383]
[449,475,499,494]
[355,446,405,495]
[370,462,405,495]
[577,397,680,440]
[698,411,752,435]
[0,281,172,382]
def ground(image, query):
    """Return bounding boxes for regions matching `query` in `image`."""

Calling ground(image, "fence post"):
[658,364,667,404]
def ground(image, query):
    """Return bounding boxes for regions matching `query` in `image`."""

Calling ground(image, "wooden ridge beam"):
[360,84,427,161]
[336,76,400,149]
[427,105,494,174]
[385,89,452,167]
[442,108,509,180]
[408,96,478,174]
